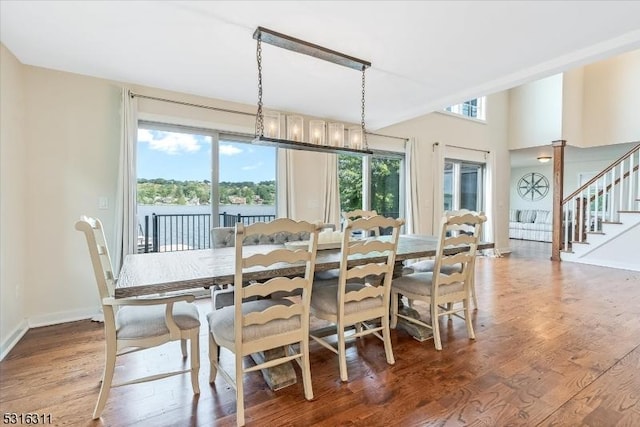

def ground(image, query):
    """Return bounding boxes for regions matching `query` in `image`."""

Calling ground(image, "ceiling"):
[2,1,640,130]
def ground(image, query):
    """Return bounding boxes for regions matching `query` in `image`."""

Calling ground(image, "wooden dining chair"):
[310,215,403,382]
[341,209,380,236]
[206,218,321,427]
[390,210,484,350]
[406,209,487,309]
[314,211,380,282]
[75,216,200,419]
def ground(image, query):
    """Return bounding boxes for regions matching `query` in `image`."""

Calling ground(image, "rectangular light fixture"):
[252,26,372,155]
[252,136,372,156]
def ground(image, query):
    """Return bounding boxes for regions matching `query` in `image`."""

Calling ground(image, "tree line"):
[137,178,276,205]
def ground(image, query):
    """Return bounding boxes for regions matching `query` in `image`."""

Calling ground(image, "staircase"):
[560,143,640,271]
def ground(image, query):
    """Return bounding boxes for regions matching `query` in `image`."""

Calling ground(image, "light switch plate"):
[98,196,109,210]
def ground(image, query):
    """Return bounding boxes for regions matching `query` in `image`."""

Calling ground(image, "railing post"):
[551,139,566,261]
[237,213,242,225]
[144,215,150,253]
[575,197,587,242]
[152,213,159,253]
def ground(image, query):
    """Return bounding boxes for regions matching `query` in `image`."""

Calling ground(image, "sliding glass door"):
[338,152,404,234]
[444,160,484,212]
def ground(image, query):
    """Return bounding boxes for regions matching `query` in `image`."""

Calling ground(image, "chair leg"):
[235,353,245,427]
[93,344,116,419]
[181,338,187,358]
[190,330,200,394]
[464,298,476,341]
[208,333,219,384]
[431,303,442,351]
[337,326,348,382]
[381,315,395,365]
[355,322,363,336]
[300,338,314,400]
[470,274,479,310]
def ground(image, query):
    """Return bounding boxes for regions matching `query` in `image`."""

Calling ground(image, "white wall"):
[0,44,28,358]
[508,74,563,150]
[22,65,122,326]
[581,49,640,147]
[561,67,584,146]
[378,92,511,254]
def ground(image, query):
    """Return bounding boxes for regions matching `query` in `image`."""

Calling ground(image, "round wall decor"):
[517,172,549,201]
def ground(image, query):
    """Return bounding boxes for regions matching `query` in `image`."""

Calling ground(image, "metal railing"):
[138,210,399,252]
[139,211,276,253]
[219,212,277,227]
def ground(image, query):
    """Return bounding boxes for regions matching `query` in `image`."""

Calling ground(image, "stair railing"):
[560,143,640,251]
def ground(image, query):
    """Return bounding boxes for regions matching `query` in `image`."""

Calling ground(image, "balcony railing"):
[138,210,399,253]
[139,211,276,253]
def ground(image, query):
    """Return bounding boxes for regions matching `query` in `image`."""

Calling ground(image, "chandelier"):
[252,27,373,155]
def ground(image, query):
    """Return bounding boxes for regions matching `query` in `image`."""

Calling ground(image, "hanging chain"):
[361,67,368,149]
[255,37,264,138]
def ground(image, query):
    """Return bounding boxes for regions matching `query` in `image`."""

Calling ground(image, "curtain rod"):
[433,142,490,154]
[130,92,256,117]
[366,131,409,142]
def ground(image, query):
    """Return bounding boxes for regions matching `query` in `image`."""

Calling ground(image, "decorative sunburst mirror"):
[517,172,549,201]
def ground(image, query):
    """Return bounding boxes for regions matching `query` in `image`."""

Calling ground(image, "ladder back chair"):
[75,216,200,420]
[206,218,321,427]
[310,215,404,382]
[341,209,380,236]
[314,211,381,282]
[406,209,486,309]
[390,210,485,350]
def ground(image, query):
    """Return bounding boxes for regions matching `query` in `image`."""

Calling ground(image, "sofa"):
[509,209,553,242]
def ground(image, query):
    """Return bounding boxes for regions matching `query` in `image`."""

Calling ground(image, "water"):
[137,204,276,251]
[138,204,276,219]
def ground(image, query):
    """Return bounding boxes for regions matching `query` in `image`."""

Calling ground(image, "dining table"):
[117,234,494,390]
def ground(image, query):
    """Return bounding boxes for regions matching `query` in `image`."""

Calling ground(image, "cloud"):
[241,162,263,171]
[138,129,202,155]
[220,144,243,156]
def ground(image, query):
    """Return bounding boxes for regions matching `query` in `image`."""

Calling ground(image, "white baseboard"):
[28,306,101,328]
[1,319,29,361]
[567,258,640,272]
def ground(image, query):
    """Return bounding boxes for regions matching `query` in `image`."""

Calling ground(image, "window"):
[338,152,404,231]
[444,160,484,212]
[136,122,276,252]
[445,97,486,121]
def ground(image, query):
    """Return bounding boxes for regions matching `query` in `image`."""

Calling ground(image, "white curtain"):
[483,151,497,254]
[404,138,435,266]
[113,88,138,273]
[405,138,419,234]
[432,141,445,233]
[321,153,340,227]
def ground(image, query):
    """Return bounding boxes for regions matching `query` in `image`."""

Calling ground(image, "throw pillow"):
[509,209,520,222]
[534,210,551,224]
[519,209,536,223]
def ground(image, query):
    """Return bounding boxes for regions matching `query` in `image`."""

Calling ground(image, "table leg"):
[250,348,297,391]
[392,260,434,342]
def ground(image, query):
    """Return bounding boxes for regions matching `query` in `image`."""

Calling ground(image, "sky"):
[137,129,276,182]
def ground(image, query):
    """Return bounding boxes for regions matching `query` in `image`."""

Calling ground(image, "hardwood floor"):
[1,239,639,426]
